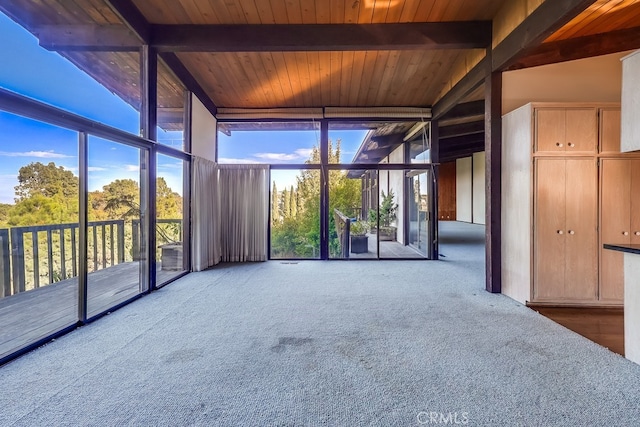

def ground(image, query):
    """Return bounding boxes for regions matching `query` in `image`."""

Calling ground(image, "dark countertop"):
[604,244,640,255]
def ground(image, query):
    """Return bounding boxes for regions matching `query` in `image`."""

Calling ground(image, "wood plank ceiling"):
[0,0,640,154]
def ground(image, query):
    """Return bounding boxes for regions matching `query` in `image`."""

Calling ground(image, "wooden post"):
[0,228,10,297]
[10,228,25,294]
[430,121,440,260]
[485,67,502,293]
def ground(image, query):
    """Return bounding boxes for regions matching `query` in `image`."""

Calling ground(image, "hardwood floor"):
[531,306,624,356]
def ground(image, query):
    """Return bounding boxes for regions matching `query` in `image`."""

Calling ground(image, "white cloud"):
[124,164,139,172]
[0,150,72,158]
[88,167,107,172]
[295,148,313,158]
[254,148,313,162]
[254,152,298,161]
[218,157,261,164]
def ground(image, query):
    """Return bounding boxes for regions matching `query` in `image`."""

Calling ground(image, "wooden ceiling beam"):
[104,0,218,116]
[433,0,597,119]
[439,100,485,122]
[492,0,598,72]
[36,24,141,52]
[439,120,484,139]
[150,22,492,52]
[159,53,217,115]
[432,57,488,120]
[105,0,151,43]
[507,26,640,71]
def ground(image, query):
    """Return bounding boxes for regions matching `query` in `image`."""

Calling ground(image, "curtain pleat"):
[218,165,268,262]
[192,159,268,269]
[191,156,220,271]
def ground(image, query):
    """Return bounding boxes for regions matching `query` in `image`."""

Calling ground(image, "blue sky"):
[0,11,367,203]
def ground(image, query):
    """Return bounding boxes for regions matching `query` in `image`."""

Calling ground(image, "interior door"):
[534,158,567,300]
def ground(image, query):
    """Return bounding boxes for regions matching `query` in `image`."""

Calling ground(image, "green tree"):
[271,182,279,225]
[0,203,12,226]
[290,185,297,218]
[156,177,182,219]
[283,188,290,219]
[102,179,140,220]
[7,194,75,226]
[15,162,78,202]
[271,138,361,257]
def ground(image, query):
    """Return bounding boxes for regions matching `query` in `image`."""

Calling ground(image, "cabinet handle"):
[635,232,640,236]
[557,230,564,235]
[556,142,564,148]
[623,231,629,236]
[568,230,575,235]
[568,142,575,148]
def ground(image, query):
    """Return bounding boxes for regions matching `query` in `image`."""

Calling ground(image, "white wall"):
[191,95,217,162]
[621,50,640,152]
[472,152,486,225]
[503,51,628,115]
[456,157,472,222]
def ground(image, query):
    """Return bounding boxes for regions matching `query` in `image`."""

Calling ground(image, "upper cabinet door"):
[599,108,621,153]
[535,107,597,154]
[565,108,597,152]
[535,109,565,152]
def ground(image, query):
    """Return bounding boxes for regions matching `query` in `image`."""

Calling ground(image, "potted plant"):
[368,189,398,241]
[350,220,369,254]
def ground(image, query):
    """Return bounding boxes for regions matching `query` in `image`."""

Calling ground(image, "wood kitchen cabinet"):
[502,102,626,306]
[599,108,621,153]
[600,158,640,302]
[535,108,597,153]
[534,158,598,301]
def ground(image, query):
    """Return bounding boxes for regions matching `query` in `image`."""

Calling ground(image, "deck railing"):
[131,219,183,260]
[0,220,126,298]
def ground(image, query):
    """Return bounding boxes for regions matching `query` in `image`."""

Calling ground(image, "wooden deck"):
[348,234,425,259]
[0,263,184,360]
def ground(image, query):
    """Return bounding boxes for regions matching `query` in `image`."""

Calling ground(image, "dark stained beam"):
[439,120,484,139]
[430,121,439,260]
[371,133,405,147]
[105,0,151,43]
[363,145,403,159]
[507,26,640,70]
[440,149,484,163]
[433,0,596,120]
[159,53,218,116]
[36,24,141,52]
[485,67,502,294]
[440,100,485,122]
[439,134,485,149]
[492,0,598,71]
[431,57,487,120]
[105,0,218,117]
[150,22,492,52]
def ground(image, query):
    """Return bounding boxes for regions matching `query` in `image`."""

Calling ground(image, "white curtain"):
[191,159,269,270]
[191,156,220,271]
[218,164,269,262]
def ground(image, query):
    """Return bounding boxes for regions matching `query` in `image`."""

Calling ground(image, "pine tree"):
[283,188,291,219]
[271,182,279,225]
[290,185,297,218]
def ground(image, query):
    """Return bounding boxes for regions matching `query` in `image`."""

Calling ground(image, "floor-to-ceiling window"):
[0,113,80,360]
[0,10,192,363]
[86,137,147,317]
